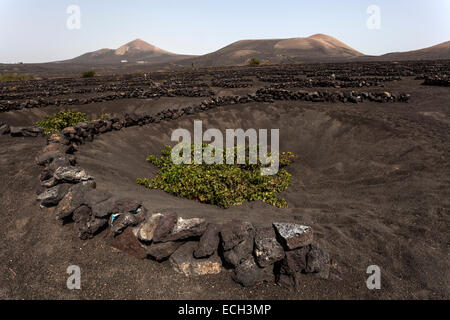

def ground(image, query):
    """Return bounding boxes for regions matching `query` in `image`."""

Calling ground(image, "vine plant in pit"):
[137,144,297,209]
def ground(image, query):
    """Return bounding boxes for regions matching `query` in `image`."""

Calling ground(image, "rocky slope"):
[66,39,194,65]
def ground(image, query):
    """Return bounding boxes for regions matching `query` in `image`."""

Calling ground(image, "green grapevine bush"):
[82,70,96,78]
[137,144,296,209]
[36,109,88,134]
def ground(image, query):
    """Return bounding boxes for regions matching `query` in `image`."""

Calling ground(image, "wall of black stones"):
[4,59,447,113]
[21,93,358,288]
[0,86,411,138]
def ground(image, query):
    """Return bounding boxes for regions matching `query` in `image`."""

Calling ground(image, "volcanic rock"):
[47,133,70,145]
[53,166,92,183]
[232,258,274,287]
[124,112,140,126]
[159,217,207,242]
[10,126,43,137]
[110,228,147,259]
[48,156,71,173]
[169,242,222,276]
[84,189,113,206]
[113,198,142,214]
[146,241,186,261]
[278,246,310,275]
[254,227,285,267]
[111,213,139,236]
[73,205,108,240]
[35,143,68,166]
[84,189,115,218]
[305,244,331,279]
[0,123,10,135]
[55,181,96,220]
[152,212,178,243]
[136,213,163,243]
[223,234,255,268]
[220,220,255,251]
[61,126,76,136]
[112,122,122,130]
[273,222,313,250]
[39,168,52,182]
[276,273,298,289]
[40,177,57,188]
[194,223,220,258]
[36,183,71,207]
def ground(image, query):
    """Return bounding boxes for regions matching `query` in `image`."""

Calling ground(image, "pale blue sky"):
[0,0,449,63]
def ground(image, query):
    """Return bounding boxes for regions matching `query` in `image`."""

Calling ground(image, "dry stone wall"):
[25,95,352,288]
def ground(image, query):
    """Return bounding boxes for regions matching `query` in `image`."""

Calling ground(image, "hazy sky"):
[0,0,449,63]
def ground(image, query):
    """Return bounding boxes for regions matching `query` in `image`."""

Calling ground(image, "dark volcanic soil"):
[0,63,449,300]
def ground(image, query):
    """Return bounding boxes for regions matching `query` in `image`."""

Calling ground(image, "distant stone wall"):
[1,86,410,139]
[422,76,450,87]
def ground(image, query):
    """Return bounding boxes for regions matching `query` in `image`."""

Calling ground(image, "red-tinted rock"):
[111,228,147,259]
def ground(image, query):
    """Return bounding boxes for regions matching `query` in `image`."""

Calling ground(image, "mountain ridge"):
[376,41,450,61]
[66,39,194,65]
[182,34,365,67]
[63,36,450,67]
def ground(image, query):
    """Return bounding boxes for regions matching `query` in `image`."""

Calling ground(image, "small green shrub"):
[137,144,296,208]
[248,58,260,67]
[100,113,110,120]
[82,70,96,78]
[0,73,34,82]
[37,109,88,134]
